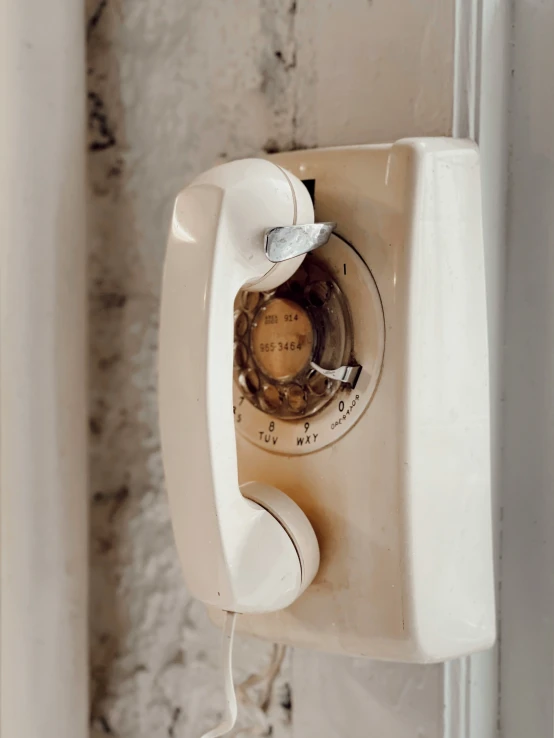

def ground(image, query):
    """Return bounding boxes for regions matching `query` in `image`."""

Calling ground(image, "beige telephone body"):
[159,139,496,663]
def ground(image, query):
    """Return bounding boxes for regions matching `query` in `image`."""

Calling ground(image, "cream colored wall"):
[87,1,455,736]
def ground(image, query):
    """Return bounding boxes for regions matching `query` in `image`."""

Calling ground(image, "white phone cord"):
[200,611,238,738]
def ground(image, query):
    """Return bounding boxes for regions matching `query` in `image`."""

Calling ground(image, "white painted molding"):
[445,0,511,736]
[443,657,470,738]
[0,1,88,737]
[443,651,499,738]
[500,1,554,733]
[453,0,481,140]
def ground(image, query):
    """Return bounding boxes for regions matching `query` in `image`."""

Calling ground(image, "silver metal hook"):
[265,223,336,263]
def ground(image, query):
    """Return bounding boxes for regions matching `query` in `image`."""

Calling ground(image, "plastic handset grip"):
[159,159,315,613]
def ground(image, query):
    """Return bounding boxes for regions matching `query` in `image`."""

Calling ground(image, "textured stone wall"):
[87,1,454,736]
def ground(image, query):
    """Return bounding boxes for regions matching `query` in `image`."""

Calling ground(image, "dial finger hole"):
[241,291,261,312]
[307,371,329,396]
[239,368,260,395]
[235,312,249,338]
[305,280,332,308]
[234,342,249,369]
[287,384,308,413]
[259,384,282,412]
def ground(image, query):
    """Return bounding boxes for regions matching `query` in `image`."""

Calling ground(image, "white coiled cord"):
[200,611,238,738]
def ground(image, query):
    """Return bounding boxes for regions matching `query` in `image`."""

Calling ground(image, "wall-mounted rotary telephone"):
[159,140,495,674]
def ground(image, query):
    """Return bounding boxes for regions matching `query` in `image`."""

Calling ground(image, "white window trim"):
[446,1,510,736]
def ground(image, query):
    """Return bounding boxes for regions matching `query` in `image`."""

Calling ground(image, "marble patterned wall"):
[87,1,454,736]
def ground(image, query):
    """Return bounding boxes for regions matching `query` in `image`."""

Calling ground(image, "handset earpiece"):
[159,159,321,613]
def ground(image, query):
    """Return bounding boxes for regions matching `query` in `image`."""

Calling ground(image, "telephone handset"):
[158,159,323,614]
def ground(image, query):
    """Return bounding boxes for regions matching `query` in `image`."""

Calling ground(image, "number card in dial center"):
[251,298,314,381]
